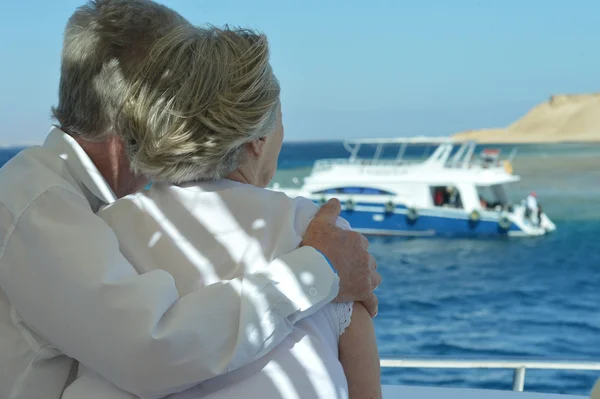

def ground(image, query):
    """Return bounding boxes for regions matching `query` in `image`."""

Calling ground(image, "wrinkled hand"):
[301,199,381,317]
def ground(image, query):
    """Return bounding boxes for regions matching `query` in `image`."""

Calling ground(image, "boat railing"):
[312,155,513,173]
[380,357,600,392]
[312,158,423,172]
[332,139,520,174]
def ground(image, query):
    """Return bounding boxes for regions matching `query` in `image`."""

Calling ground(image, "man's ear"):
[248,136,267,157]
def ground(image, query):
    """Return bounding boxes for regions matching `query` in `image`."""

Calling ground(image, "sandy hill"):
[453,93,600,143]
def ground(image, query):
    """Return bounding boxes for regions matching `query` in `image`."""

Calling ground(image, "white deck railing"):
[380,358,600,392]
[311,157,510,173]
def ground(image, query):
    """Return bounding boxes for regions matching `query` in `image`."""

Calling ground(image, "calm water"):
[274,142,600,395]
[1,143,599,395]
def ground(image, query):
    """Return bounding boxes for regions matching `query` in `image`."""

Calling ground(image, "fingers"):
[314,198,341,223]
[362,293,379,318]
[368,253,378,271]
[359,233,369,250]
[370,269,382,291]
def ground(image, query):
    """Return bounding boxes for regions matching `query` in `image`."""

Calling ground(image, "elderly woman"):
[98,26,381,399]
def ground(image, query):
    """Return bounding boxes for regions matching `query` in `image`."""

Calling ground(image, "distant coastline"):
[453,93,600,143]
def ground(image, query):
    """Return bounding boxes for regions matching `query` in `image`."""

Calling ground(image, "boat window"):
[431,185,463,209]
[477,185,510,211]
[314,187,394,195]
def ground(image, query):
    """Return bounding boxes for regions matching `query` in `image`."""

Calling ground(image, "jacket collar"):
[44,127,117,208]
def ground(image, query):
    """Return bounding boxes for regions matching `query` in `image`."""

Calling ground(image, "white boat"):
[273,138,557,237]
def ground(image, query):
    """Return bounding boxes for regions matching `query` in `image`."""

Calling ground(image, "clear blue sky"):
[0,0,598,144]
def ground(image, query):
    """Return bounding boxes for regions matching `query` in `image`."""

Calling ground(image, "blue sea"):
[274,141,600,396]
[1,142,599,395]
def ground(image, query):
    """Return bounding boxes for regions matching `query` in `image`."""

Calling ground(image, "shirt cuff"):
[314,249,337,274]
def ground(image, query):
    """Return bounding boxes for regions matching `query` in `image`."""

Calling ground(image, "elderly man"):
[0,1,380,398]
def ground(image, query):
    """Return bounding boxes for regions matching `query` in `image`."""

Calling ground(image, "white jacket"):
[88,180,353,398]
[0,128,339,399]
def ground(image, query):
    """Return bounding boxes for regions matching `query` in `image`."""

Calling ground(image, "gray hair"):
[51,0,190,141]
[118,25,281,184]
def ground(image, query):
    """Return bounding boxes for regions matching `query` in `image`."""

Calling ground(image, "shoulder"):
[0,146,102,259]
[99,190,153,215]
[229,184,321,235]
[178,180,320,219]
[191,182,351,235]
[166,181,322,237]
[0,146,89,220]
[231,187,354,236]
[0,184,113,266]
[98,190,170,240]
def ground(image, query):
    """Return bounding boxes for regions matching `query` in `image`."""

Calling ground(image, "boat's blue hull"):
[312,200,521,237]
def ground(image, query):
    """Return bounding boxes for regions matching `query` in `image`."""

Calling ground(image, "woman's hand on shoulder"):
[301,199,381,317]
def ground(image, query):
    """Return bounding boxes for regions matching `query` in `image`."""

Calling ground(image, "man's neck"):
[72,135,147,198]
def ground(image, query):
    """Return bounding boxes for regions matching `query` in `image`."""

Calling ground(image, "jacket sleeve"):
[0,187,339,398]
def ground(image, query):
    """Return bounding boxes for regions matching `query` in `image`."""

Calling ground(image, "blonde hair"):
[52,0,189,141]
[118,25,281,184]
